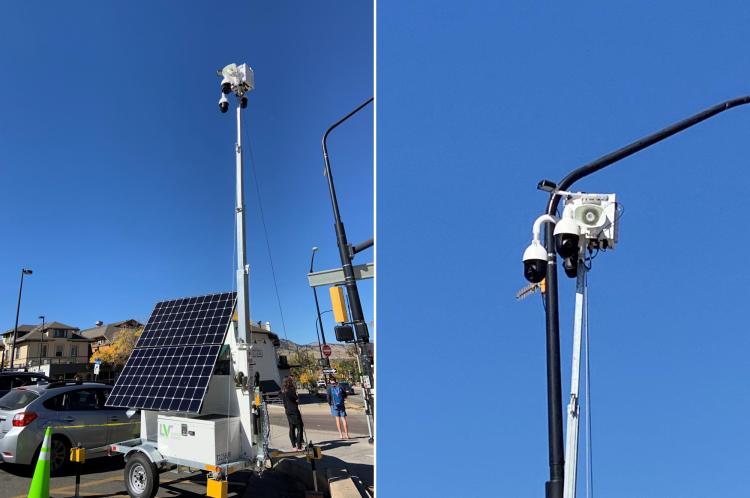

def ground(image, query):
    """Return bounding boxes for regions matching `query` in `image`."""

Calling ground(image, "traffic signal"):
[335,325,354,342]
[329,286,349,323]
[354,322,369,342]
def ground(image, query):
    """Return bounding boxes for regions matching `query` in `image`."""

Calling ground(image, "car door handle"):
[110,417,120,422]
[61,417,75,423]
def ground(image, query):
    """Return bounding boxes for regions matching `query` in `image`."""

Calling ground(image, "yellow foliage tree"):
[298,371,315,387]
[90,328,142,367]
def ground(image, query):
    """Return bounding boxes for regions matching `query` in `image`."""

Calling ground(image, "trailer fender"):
[123,446,165,468]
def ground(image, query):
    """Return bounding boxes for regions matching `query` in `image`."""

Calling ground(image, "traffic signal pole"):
[321,97,375,444]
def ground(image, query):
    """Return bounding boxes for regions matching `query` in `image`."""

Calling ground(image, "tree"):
[298,371,316,389]
[290,349,320,390]
[90,328,142,367]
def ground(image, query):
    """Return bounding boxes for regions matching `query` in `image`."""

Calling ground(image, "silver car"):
[0,381,139,473]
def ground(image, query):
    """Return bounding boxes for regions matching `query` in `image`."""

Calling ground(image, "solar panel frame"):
[106,291,236,413]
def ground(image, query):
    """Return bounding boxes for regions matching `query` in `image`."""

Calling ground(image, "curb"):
[273,458,370,498]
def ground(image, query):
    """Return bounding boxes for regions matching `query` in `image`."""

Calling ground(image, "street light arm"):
[536,94,750,498]
[544,95,750,215]
[322,97,374,155]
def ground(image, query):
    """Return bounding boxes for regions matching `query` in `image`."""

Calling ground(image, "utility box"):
[157,414,241,466]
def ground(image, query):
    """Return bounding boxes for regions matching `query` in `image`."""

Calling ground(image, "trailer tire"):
[124,452,159,498]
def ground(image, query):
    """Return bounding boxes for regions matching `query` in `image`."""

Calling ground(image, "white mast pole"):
[235,99,250,345]
[563,264,586,498]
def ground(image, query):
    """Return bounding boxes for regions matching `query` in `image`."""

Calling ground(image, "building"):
[247,321,287,394]
[80,319,143,357]
[1,322,93,375]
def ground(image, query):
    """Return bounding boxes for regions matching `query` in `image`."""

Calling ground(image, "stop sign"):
[322,344,332,357]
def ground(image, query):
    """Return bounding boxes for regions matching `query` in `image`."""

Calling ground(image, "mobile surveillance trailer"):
[107,64,278,498]
[108,293,278,498]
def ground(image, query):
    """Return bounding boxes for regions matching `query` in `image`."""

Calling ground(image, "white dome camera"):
[553,216,581,259]
[523,240,548,284]
[220,76,232,95]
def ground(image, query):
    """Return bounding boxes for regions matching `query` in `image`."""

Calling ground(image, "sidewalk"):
[267,403,374,494]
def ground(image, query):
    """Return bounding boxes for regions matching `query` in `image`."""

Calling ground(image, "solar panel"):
[106,292,236,413]
[136,292,236,348]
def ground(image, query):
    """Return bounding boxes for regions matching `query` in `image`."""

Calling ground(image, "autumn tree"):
[90,328,142,367]
[289,349,320,389]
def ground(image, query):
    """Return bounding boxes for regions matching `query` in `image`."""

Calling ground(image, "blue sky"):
[0,2,373,345]
[379,1,750,497]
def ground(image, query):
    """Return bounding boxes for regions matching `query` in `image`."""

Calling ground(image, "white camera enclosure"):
[559,192,618,249]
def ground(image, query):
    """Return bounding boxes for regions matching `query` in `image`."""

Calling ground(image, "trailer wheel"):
[124,452,159,498]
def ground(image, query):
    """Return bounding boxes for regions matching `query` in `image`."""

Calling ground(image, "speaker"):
[575,204,603,226]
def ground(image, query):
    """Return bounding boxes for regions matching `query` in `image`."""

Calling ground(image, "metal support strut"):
[563,265,587,498]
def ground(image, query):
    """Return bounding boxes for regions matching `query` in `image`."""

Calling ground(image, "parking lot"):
[0,455,307,498]
[0,396,371,497]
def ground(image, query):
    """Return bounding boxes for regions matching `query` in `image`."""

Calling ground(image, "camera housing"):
[219,94,229,113]
[562,255,578,278]
[523,241,548,283]
[553,216,581,259]
[221,77,232,95]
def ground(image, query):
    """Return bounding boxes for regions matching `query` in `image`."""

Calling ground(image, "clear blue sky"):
[379,1,750,496]
[0,2,373,346]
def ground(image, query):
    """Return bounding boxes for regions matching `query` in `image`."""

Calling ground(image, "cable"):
[245,135,289,342]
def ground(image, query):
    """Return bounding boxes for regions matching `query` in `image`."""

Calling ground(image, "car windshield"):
[0,389,40,410]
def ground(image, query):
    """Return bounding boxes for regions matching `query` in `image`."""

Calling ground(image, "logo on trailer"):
[160,424,174,439]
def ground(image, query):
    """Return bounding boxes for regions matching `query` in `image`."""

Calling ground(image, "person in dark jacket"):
[281,376,304,450]
[326,376,350,439]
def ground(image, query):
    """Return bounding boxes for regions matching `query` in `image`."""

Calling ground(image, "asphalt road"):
[269,410,370,436]
[0,410,368,497]
[0,451,307,498]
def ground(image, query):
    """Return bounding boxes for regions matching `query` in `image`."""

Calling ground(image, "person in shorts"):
[326,376,350,439]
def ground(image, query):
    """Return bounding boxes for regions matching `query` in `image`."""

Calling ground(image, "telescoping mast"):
[107,64,279,498]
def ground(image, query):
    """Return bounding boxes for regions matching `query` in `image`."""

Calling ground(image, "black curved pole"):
[540,95,750,498]
[322,97,375,443]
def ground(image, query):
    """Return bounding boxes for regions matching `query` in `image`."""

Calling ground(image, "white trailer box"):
[157,414,241,466]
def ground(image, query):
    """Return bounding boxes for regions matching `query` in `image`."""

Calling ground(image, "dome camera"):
[562,255,578,278]
[221,77,232,95]
[553,217,580,259]
[219,94,229,113]
[522,241,548,284]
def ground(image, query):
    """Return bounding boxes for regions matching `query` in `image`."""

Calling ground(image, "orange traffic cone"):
[28,426,52,498]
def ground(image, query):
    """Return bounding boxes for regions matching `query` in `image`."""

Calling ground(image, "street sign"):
[93,363,101,376]
[322,344,332,357]
[94,359,102,365]
[322,368,337,374]
[307,262,374,288]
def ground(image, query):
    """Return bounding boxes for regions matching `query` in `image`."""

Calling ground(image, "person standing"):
[326,376,350,439]
[281,376,304,450]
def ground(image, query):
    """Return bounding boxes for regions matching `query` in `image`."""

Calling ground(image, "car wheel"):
[49,437,70,475]
[125,452,160,498]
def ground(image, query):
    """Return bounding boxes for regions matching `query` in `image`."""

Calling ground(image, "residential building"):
[80,319,143,357]
[1,322,93,370]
